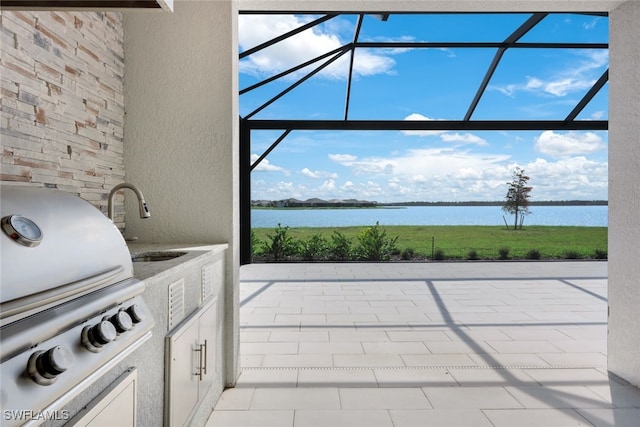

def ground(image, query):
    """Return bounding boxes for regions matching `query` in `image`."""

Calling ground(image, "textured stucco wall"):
[122,0,240,392]
[608,0,640,387]
[0,11,128,229]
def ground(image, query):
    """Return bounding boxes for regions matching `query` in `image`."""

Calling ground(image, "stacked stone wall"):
[1,11,126,227]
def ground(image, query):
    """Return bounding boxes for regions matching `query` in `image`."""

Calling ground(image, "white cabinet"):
[69,368,138,427]
[164,298,217,427]
[197,298,217,395]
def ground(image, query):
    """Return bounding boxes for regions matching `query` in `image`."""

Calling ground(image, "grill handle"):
[1,266,125,324]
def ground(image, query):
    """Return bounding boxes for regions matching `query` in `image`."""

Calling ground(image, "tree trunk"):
[513,206,519,230]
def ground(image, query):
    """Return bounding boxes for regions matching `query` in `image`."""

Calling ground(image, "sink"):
[131,251,187,262]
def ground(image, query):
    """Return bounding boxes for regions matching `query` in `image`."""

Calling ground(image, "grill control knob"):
[27,346,74,385]
[126,304,144,324]
[109,310,133,333]
[82,321,117,352]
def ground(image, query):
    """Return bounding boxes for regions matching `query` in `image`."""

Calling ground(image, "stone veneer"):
[1,11,126,229]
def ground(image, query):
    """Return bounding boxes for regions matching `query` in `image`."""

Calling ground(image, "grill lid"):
[1,186,134,323]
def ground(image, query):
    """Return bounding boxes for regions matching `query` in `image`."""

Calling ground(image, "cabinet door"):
[82,381,136,427]
[197,298,217,398]
[166,317,200,427]
[69,369,137,427]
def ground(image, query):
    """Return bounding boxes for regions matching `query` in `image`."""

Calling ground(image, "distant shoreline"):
[384,200,608,207]
[252,200,608,209]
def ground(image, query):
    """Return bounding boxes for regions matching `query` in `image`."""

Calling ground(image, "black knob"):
[126,304,144,323]
[110,310,133,333]
[87,321,117,347]
[35,346,73,379]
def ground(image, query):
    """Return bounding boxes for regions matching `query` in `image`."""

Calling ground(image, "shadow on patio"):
[208,262,640,427]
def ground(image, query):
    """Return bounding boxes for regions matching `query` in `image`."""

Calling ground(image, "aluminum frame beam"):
[464,13,548,121]
[344,14,364,120]
[565,69,609,122]
[244,119,607,131]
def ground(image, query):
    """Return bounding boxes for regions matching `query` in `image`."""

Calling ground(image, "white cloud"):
[401,113,446,137]
[583,19,599,30]
[252,180,307,200]
[404,113,431,121]
[314,147,607,202]
[239,15,396,79]
[331,147,510,184]
[251,154,290,175]
[332,156,397,176]
[254,151,608,202]
[301,168,320,178]
[526,77,544,90]
[352,50,397,78]
[329,153,358,164]
[341,180,354,190]
[491,50,608,98]
[320,179,336,191]
[440,133,488,146]
[495,75,596,98]
[400,114,487,145]
[543,77,596,97]
[535,131,605,156]
[494,84,517,97]
[301,167,338,179]
[525,156,608,200]
[276,181,296,192]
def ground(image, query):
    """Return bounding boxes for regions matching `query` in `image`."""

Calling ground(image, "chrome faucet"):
[107,183,151,221]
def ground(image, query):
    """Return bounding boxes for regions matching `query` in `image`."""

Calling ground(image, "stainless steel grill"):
[1,186,154,426]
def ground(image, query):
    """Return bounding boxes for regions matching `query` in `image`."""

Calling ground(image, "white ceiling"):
[236,0,626,13]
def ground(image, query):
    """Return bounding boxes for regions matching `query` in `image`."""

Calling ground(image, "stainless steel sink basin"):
[131,251,187,262]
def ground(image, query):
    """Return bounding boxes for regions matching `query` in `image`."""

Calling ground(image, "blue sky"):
[239,13,608,203]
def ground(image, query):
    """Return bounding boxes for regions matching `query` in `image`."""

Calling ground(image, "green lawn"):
[252,225,608,260]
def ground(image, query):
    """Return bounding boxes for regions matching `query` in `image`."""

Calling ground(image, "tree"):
[502,167,532,230]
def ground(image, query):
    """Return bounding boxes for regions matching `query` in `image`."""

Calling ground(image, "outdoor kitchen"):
[0,7,236,427]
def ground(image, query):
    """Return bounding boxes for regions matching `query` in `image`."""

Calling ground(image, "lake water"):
[252,205,608,228]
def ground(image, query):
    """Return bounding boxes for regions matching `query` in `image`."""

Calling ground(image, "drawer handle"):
[194,343,204,381]
[202,340,208,376]
[194,341,208,380]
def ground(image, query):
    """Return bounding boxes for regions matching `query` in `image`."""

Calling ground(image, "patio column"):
[608,0,640,387]
[123,0,240,390]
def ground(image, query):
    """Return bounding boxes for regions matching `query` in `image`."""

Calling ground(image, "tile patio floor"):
[206,261,640,427]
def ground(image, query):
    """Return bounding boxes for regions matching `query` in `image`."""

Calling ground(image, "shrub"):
[329,231,353,261]
[299,233,329,261]
[261,223,299,261]
[594,249,608,259]
[250,230,263,259]
[564,250,581,259]
[400,248,415,260]
[355,222,399,261]
[433,249,445,261]
[526,249,541,260]
[498,247,510,260]
[467,249,479,260]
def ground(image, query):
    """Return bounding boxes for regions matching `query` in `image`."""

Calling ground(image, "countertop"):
[127,243,228,281]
